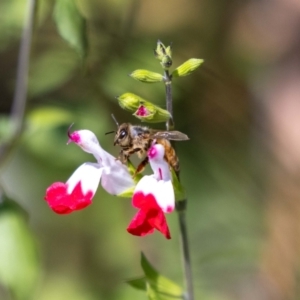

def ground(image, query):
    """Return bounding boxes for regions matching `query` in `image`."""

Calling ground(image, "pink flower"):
[127,144,175,239]
[45,129,135,214]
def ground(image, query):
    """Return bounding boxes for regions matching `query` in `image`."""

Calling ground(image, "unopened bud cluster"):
[154,40,173,69]
[116,40,203,125]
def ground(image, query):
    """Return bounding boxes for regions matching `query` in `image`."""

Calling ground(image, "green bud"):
[130,69,163,83]
[154,40,166,60]
[160,55,172,69]
[116,93,141,112]
[154,40,173,69]
[165,45,172,58]
[172,58,204,78]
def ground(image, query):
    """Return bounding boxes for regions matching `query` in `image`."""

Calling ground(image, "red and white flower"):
[45,128,135,214]
[127,143,175,239]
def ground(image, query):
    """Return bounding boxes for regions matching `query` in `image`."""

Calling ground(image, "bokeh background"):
[1,0,300,299]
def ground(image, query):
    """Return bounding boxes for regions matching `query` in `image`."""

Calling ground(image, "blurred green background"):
[1,0,300,299]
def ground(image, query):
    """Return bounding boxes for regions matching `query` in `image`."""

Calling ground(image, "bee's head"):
[114,123,130,147]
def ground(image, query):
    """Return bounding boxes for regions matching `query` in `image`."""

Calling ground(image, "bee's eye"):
[119,129,127,139]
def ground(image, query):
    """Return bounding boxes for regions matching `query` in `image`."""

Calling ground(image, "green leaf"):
[172,58,204,78]
[141,253,183,300]
[171,168,186,201]
[0,196,39,300]
[126,277,147,291]
[28,48,78,97]
[54,0,88,57]
[27,106,73,129]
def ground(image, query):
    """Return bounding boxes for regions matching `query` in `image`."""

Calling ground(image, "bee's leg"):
[134,157,149,177]
[116,151,127,163]
[117,147,140,163]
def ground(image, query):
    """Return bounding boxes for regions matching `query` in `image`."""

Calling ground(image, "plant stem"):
[163,70,194,300]
[164,70,174,131]
[0,0,36,166]
[11,0,36,127]
[177,201,194,300]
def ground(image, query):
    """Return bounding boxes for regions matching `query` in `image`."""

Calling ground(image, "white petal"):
[71,130,100,154]
[69,129,135,195]
[148,144,171,181]
[134,175,157,195]
[70,130,116,167]
[134,176,175,213]
[152,180,175,213]
[101,160,135,195]
[66,162,102,195]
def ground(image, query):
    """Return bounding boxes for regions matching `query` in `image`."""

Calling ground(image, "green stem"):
[177,201,194,300]
[163,70,194,300]
[164,70,174,131]
[0,0,36,167]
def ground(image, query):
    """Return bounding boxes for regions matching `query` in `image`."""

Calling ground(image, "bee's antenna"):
[105,130,115,135]
[111,114,119,127]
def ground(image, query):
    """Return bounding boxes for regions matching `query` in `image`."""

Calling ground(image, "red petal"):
[128,193,171,239]
[127,210,155,237]
[132,192,157,209]
[147,208,171,239]
[44,181,93,214]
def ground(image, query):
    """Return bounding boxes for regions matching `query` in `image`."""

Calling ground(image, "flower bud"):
[117,93,171,123]
[172,58,204,78]
[133,103,171,123]
[116,93,141,112]
[130,69,164,83]
[154,40,173,69]
[160,55,172,69]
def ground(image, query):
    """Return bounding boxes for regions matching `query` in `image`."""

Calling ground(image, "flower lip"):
[127,192,171,239]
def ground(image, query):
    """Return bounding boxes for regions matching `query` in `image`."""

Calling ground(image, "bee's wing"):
[151,131,189,141]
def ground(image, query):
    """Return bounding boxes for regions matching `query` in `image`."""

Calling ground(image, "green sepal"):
[116,160,141,198]
[116,92,141,112]
[117,186,135,198]
[116,93,171,123]
[171,168,186,201]
[141,253,183,299]
[130,69,164,83]
[165,45,172,58]
[133,104,171,123]
[154,40,167,60]
[126,160,143,184]
[172,58,204,78]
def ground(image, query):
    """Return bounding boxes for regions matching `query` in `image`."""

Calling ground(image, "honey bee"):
[112,122,189,176]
